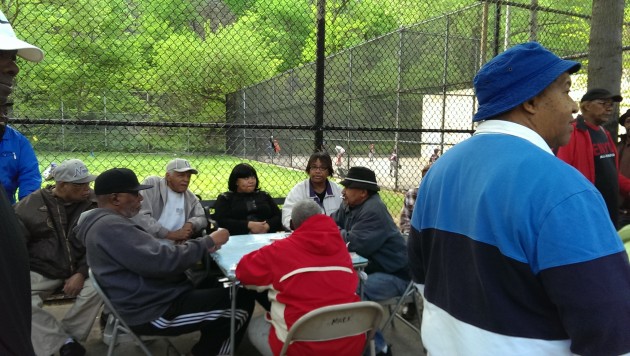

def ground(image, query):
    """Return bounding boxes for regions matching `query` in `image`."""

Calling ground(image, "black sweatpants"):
[131,286,255,355]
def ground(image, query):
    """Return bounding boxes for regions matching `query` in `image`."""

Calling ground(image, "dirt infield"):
[254,153,430,192]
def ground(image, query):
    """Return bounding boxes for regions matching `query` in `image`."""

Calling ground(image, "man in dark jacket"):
[78,168,255,356]
[14,159,100,356]
[333,166,409,356]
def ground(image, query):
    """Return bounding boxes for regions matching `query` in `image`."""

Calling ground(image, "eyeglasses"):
[310,166,329,172]
[594,100,614,108]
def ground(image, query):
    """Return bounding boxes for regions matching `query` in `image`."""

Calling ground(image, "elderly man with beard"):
[78,168,255,356]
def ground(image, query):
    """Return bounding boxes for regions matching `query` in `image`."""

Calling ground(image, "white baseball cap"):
[0,10,44,62]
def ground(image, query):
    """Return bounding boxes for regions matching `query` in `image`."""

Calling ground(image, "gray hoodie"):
[76,208,213,325]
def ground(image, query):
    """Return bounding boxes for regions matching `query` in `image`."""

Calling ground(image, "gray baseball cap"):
[166,158,198,174]
[52,159,97,183]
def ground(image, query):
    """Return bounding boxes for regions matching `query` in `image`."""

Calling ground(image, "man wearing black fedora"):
[556,88,630,227]
[332,166,409,356]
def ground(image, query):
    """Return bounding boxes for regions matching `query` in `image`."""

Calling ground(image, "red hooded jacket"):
[236,214,363,356]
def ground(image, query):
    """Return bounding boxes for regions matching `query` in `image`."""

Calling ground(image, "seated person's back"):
[237,199,364,356]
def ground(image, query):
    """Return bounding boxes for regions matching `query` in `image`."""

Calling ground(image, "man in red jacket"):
[556,88,630,227]
[236,199,363,356]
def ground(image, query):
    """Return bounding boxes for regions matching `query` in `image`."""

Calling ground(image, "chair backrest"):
[279,301,384,356]
[88,268,139,339]
[89,270,119,320]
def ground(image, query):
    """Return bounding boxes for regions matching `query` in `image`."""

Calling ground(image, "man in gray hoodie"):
[77,168,255,356]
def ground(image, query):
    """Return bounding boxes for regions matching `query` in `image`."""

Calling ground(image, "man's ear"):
[522,97,538,116]
[109,193,120,206]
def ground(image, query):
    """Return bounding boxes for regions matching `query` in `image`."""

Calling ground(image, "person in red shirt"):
[556,88,630,228]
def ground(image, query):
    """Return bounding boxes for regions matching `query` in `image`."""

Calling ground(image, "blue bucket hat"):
[473,42,580,122]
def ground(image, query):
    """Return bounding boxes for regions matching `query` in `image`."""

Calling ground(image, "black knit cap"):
[94,168,152,195]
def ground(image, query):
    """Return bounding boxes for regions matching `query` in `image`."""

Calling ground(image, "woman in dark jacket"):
[214,163,282,235]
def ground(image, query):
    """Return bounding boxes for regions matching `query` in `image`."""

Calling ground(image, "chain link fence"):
[3,0,628,220]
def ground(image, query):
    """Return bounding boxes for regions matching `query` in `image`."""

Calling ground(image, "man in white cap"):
[133,158,207,242]
[0,10,44,205]
[0,9,43,356]
[14,159,101,356]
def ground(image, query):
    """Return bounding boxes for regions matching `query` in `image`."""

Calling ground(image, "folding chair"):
[89,269,181,356]
[279,301,384,356]
[379,281,423,341]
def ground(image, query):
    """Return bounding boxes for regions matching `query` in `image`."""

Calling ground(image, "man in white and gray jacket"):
[133,158,207,242]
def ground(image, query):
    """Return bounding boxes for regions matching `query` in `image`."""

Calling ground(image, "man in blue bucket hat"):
[408,42,630,355]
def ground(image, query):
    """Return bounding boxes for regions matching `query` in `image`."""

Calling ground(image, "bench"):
[43,291,76,305]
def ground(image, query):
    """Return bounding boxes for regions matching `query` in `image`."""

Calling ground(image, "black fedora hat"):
[339,166,380,192]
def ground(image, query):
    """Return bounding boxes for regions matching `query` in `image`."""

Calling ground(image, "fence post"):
[439,15,451,163]
[60,100,65,151]
[529,0,538,41]
[392,27,404,190]
[314,0,326,152]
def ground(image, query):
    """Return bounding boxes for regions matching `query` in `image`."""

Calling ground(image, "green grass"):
[35,151,405,219]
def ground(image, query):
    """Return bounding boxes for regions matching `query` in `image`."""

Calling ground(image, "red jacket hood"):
[290,214,347,256]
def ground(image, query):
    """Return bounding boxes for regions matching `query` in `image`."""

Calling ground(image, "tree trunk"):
[587,0,624,139]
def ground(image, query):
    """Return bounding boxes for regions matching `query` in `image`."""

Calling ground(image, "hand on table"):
[166,223,194,243]
[208,228,230,252]
[248,221,269,234]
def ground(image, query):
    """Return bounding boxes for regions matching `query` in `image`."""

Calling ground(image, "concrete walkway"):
[47,300,425,355]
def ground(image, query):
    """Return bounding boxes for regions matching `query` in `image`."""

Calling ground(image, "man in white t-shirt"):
[132,158,207,243]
